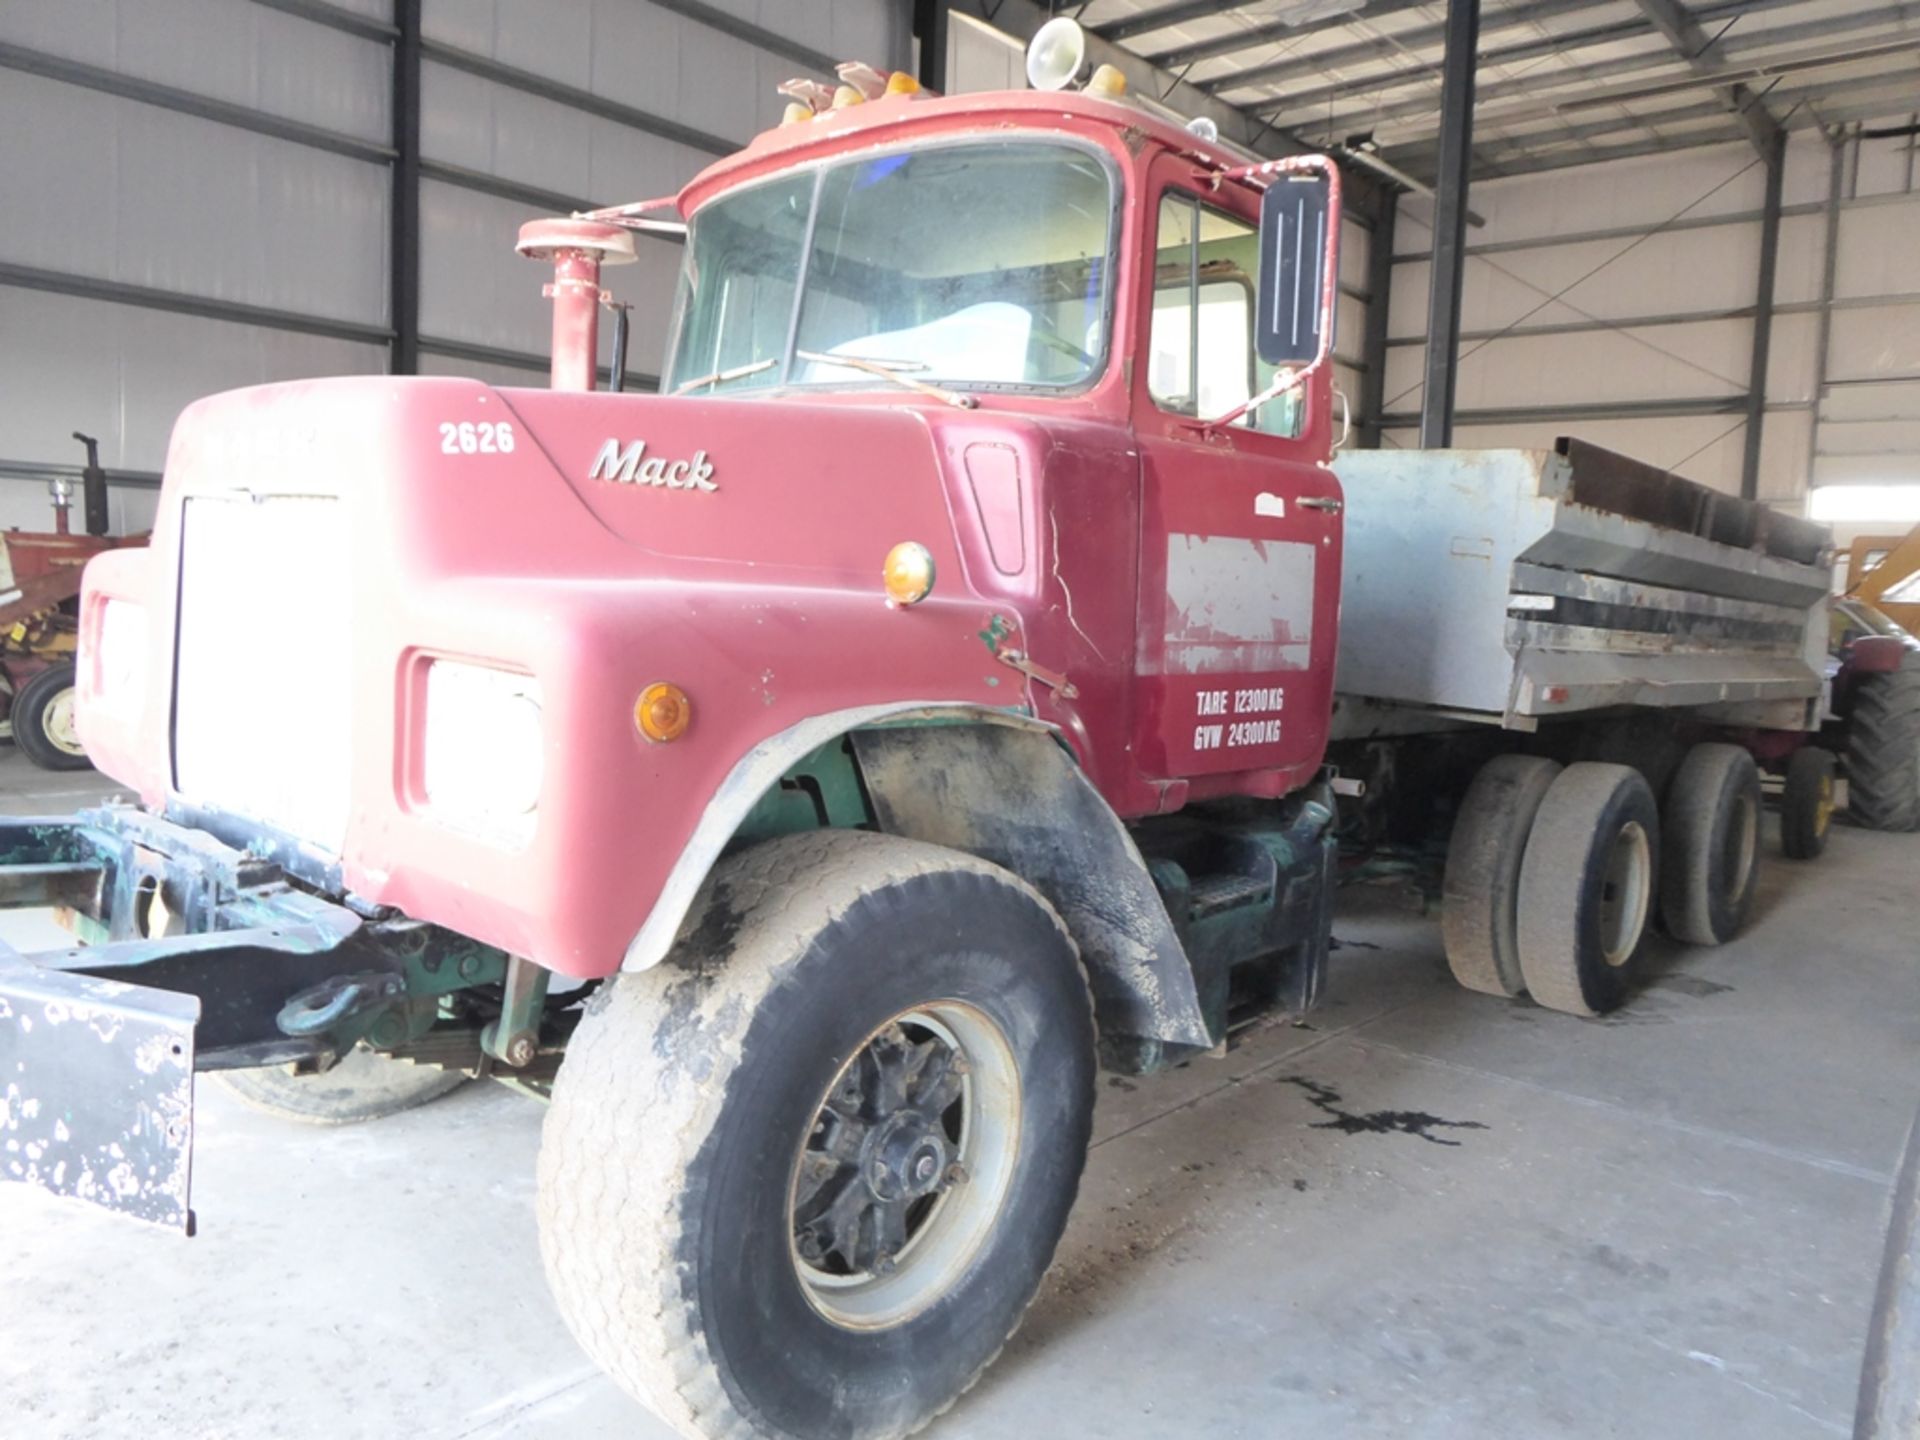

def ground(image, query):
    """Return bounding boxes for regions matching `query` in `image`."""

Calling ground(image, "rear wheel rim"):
[1725,787,1759,887]
[1598,820,1652,966]
[42,686,83,756]
[788,1000,1021,1331]
[1815,773,1834,836]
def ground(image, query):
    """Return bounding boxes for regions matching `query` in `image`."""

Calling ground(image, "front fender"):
[622,703,1036,972]
[623,710,1212,1057]
[850,722,1212,1054]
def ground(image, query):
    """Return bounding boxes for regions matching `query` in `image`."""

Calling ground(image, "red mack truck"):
[0,33,1841,1440]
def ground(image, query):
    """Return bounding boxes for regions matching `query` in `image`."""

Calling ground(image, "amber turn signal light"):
[636,682,692,743]
[883,542,936,607]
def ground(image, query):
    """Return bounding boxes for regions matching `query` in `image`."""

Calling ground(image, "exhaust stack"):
[515,218,637,392]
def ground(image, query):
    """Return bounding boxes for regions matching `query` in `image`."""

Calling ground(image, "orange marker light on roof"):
[883,542,936,608]
[885,71,921,96]
[636,682,692,742]
[1087,64,1127,98]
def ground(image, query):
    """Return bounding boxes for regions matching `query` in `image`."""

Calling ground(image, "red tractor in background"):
[0,433,140,770]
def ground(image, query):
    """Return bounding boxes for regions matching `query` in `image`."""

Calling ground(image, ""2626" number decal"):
[439,420,516,455]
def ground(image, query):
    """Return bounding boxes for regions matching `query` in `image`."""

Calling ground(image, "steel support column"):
[1358,190,1397,449]
[390,0,422,376]
[1803,132,1846,495]
[1419,0,1479,449]
[914,0,950,93]
[1739,129,1786,500]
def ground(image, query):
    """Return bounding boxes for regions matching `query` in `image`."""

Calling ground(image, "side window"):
[1148,192,1303,438]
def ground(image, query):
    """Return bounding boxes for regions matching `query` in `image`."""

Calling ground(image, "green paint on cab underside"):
[731,736,875,845]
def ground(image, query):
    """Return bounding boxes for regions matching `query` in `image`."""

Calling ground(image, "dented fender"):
[850,723,1212,1052]
[620,703,1049,973]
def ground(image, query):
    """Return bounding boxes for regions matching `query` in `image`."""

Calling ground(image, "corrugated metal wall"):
[0,0,906,532]
[5,2,1909,534]
[1381,126,1920,514]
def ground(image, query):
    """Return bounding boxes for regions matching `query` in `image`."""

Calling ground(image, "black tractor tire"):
[13,662,91,771]
[216,1047,468,1124]
[1781,746,1837,860]
[1856,1103,1920,1438]
[1441,754,1563,997]
[1658,743,1762,946]
[538,830,1097,1440]
[1516,763,1661,1017]
[1847,669,1920,832]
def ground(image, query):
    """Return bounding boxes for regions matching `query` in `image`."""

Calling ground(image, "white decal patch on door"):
[1161,533,1315,675]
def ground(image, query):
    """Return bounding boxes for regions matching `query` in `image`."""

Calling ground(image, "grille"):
[172,494,354,851]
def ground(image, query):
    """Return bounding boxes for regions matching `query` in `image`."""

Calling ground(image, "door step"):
[1186,872,1273,920]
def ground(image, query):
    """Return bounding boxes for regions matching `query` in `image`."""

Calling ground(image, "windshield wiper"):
[674,357,777,394]
[794,350,977,410]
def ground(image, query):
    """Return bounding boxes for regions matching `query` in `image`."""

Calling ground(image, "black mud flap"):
[0,959,199,1231]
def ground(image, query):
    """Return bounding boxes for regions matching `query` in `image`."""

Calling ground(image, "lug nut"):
[873,1250,897,1276]
[945,1161,970,1187]
[504,1033,536,1067]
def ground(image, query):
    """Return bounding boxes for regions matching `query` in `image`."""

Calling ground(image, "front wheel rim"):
[788,1000,1021,1331]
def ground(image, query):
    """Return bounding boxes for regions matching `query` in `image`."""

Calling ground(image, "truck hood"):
[492,386,957,575]
[73,376,1071,979]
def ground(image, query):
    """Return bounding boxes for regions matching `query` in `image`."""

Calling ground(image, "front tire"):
[538,831,1096,1440]
[13,662,90,771]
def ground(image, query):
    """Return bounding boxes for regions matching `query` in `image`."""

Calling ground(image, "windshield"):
[666,141,1116,397]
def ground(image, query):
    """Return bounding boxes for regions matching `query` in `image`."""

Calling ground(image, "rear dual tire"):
[1658,743,1761,946]
[1516,763,1661,1018]
[1442,759,1663,1017]
[1441,755,1562,997]
[538,831,1096,1440]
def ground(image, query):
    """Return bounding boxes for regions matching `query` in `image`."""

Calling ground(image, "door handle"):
[1298,496,1343,514]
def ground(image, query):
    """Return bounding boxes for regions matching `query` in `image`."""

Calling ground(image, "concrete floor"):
[2,747,1916,1439]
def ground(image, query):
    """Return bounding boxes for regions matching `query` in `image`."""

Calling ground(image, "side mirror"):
[1255,169,1337,368]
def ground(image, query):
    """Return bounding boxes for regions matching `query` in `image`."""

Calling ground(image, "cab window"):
[1148,192,1303,438]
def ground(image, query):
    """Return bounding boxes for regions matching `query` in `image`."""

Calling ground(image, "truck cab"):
[3,54,1358,1440]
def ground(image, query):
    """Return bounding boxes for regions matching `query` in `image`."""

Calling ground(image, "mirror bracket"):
[1202,154,1342,430]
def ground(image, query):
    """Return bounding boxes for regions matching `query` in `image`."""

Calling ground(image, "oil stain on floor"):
[1281,1075,1489,1146]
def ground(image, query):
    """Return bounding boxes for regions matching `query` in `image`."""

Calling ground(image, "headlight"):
[422,660,543,846]
[89,599,147,713]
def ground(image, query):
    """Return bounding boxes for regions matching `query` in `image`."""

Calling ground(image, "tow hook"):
[277,972,405,1037]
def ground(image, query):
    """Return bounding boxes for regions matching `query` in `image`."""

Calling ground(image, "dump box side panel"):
[1330,445,1832,734]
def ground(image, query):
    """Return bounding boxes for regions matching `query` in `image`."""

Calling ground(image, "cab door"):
[1130,159,1343,799]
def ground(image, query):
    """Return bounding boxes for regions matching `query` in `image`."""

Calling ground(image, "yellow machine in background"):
[1845,526,1920,632]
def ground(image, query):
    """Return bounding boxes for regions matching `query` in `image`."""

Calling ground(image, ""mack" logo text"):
[587,438,718,492]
